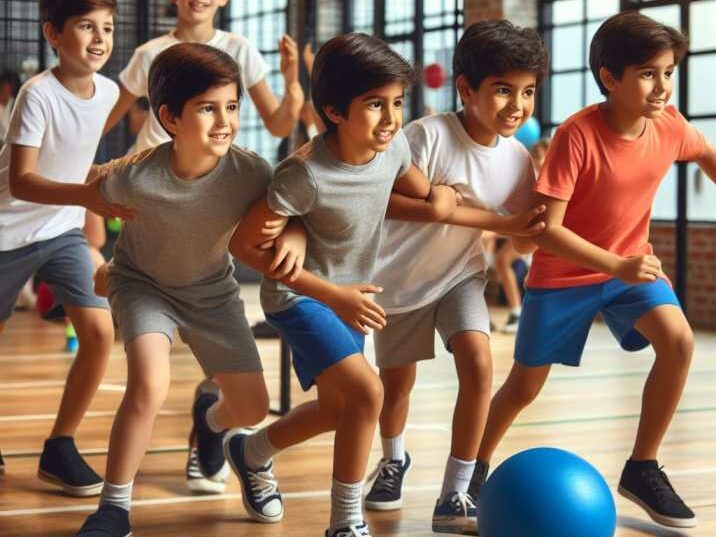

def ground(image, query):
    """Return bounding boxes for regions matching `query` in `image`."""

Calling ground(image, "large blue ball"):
[478,448,616,537]
[515,116,542,148]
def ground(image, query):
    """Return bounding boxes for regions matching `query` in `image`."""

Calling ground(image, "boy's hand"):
[267,223,307,282]
[614,255,662,284]
[279,35,300,85]
[302,42,315,75]
[492,205,547,237]
[81,179,136,220]
[93,262,110,298]
[261,217,289,241]
[428,184,460,221]
[325,284,387,334]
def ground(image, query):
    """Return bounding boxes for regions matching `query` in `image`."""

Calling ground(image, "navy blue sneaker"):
[76,504,131,536]
[618,459,697,528]
[38,437,103,497]
[325,521,373,536]
[432,491,478,535]
[364,453,412,510]
[224,430,283,522]
[466,459,489,499]
[192,380,227,480]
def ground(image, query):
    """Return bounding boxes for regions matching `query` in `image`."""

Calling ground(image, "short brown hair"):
[148,43,242,134]
[589,11,688,96]
[40,0,117,31]
[311,33,418,131]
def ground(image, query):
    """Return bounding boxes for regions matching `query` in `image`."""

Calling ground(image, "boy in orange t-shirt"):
[468,12,716,529]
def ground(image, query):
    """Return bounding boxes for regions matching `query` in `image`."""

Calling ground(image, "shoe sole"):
[432,516,479,535]
[501,326,518,334]
[37,469,103,497]
[618,485,698,528]
[364,460,412,511]
[223,434,283,523]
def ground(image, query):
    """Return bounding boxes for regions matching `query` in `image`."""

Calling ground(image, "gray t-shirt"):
[260,130,412,313]
[102,142,271,303]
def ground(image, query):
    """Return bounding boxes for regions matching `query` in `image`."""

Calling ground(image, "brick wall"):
[651,223,716,329]
[465,0,538,28]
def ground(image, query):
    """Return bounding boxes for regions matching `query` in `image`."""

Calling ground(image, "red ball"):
[424,63,446,89]
[35,283,54,316]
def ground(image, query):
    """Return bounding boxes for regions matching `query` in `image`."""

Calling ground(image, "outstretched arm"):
[696,140,716,181]
[103,85,139,135]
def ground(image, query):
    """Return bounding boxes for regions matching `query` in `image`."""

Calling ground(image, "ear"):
[322,104,344,127]
[42,22,61,50]
[599,67,617,93]
[456,74,474,103]
[158,104,179,136]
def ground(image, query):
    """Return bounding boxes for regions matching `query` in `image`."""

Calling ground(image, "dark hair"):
[40,0,117,31]
[0,71,21,97]
[311,33,417,131]
[590,11,688,96]
[148,43,242,135]
[453,20,549,90]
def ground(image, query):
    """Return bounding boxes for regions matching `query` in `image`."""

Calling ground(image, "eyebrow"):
[78,18,114,25]
[195,100,239,105]
[491,80,536,88]
[636,64,675,70]
[361,94,405,101]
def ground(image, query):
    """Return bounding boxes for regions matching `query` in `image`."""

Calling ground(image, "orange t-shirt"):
[527,104,705,288]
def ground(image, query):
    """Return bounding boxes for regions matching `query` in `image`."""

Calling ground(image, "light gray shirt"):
[261,131,412,313]
[102,142,272,302]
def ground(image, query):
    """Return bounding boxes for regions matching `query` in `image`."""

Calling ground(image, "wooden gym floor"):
[0,283,714,536]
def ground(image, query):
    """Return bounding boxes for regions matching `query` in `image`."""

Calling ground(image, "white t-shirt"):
[0,70,119,251]
[120,30,270,152]
[373,112,535,314]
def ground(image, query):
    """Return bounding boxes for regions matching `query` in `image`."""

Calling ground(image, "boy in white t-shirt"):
[0,0,133,494]
[364,20,549,534]
[104,0,304,152]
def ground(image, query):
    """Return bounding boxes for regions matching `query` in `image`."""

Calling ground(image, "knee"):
[656,327,694,369]
[77,313,114,349]
[457,352,493,394]
[125,378,168,415]
[346,375,384,419]
[381,371,415,405]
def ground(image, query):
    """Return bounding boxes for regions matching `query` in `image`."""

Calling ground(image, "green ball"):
[107,218,122,233]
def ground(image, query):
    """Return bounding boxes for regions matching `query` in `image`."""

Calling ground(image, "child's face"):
[167,82,240,157]
[45,9,114,75]
[459,70,537,139]
[173,0,227,26]
[605,49,675,119]
[334,81,406,153]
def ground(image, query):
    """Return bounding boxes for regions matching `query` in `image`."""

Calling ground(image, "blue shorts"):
[265,298,365,391]
[515,278,681,367]
[0,229,108,321]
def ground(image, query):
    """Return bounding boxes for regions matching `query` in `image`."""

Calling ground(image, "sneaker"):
[501,313,520,334]
[192,379,227,480]
[76,504,131,537]
[251,320,279,339]
[38,437,103,497]
[432,491,478,535]
[364,453,412,510]
[224,430,283,522]
[0,448,5,473]
[618,459,697,528]
[185,446,230,494]
[325,521,373,536]
[466,459,489,499]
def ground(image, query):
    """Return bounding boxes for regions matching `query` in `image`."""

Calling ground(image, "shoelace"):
[186,449,203,479]
[643,466,681,503]
[448,491,477,514]
[367,459,402,493]
[335,523,372,537]
[247,466,280,502]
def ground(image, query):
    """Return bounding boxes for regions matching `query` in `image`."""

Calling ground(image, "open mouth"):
[189,1,210,12]
[87,48,105,58]
[500,115,522,127]
[374,130,395,144]
[209,132,231,142]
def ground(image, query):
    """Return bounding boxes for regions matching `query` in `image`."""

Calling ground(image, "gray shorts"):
[0,228,108,321]
[107,272,262,377]
[374,274,490,368]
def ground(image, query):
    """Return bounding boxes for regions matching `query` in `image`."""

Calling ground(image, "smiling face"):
[172,0,227,26]
[602,49,675,120]
[458,69,537,145]
[160,82,240,159]
[44,8,114,76]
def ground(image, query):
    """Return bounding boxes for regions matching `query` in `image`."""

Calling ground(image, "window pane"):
[690,1,716,52]
[552,0,584,24]
[652,165,677,220]
[586,0,618,20]
[585,72,602,105]
[423,29,458,114]
[551,72,583,123]
[552,25,584,71]
[688,119,716,221]
[639,5,680,28]
[688,54,716,115]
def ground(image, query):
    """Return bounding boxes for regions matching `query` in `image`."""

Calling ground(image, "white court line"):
[0,409,185,423]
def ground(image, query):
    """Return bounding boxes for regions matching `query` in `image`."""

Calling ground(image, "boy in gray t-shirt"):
[75,44,306,537]
[223,34,461,537]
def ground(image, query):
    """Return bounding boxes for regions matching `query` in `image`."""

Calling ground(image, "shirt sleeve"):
[266,158,318,216]
[502,156,537,215]
[673,108,706,162]
[393,128,413,178]
[237,39,270,90]
[6,89,47,148]
[404,121,430,176]
[100,169,130,206]
[119,47,150,97]
[534,124,586,201]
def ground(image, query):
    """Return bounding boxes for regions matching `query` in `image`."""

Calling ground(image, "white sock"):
[243,428,280,469]
[330,478,364,531]
[440,456,475,501]
[381,434,405,462]
[511,306,522,316]
[99,480,133,511]
[205,403,224,434]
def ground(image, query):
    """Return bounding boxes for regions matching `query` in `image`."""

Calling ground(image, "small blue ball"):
[515,117,542,148]
[478,448,616,537]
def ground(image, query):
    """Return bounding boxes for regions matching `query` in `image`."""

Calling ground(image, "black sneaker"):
[618,459,697,528]
[192,380,227,479]
[224,430,283,522]
[185,446,230,494]
[364,453,411,510]
[38,437,103,496]
[501,313,520,334]
[76,504,132,536]
[467,459,489,499]
[325,521,373,537]
[432,491,478,534]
